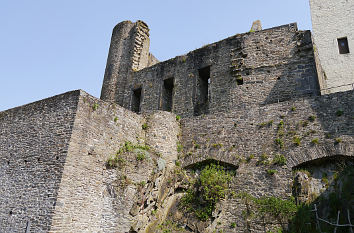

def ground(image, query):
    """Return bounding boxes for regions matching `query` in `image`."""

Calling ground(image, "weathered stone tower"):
[100,20,158,108]
[310,0,354,93]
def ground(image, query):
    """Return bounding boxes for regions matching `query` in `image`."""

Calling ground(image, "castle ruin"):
[0,1,353,232]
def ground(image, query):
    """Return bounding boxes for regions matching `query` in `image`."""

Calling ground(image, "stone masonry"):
[0,15,354,233]
[101,22,320,117]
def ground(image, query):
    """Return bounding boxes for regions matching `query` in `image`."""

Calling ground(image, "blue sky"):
[0,0,312,111]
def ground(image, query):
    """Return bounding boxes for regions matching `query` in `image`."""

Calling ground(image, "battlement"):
[101,21,320,117]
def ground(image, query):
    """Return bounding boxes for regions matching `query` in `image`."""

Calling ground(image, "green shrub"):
[136,151,146,161]
[291,106,296,111]
[236,75,243,85]
[334,138,342,144]
[177,143,183,153]
[274,138,284,149]
[138,180,146,187]
[194,144,201,149]
[176,115,181,121]
[267,169,277,175]
[311,138,319,144]
[107,155,126,168]
[212,143,223,148]
[92,103,99,111]
[336,110,344,116]
[107,141,149,167]
[321,177,329,187]
[302,120,309,127]
[230,222,236,228]
[142,123,148,130]
[180,163,231,221]
[257,196,297,219]
[273,154,286,166]
[246,154,255,163]
[258,120,273,128]
[293,136,301,146]
[238,193,298,221]
[278,120,284,128]
[257,153,270,166]
[114,117,118,122]
[308,115,316,122]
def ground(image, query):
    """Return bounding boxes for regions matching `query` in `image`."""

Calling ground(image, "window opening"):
[194,66,210,116]
[162,78,174,112]
[132,87,142,113]
[338,37,350,54]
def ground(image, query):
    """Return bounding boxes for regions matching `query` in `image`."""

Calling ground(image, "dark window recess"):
[338,37,350,54]
[132,88,142,113]
[236,75,244,85]
[194,66,210,116]
[162,78,174,112]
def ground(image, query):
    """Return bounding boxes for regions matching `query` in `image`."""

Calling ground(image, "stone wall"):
[0,88,182,233]
[120,23,319,117]
[176,89,353,232]
[0,91,80,233]
[181,89,354,169]
[310,0,354,93]
[45,91,180,233]
[0,88,352,233]
[49,90,145,232]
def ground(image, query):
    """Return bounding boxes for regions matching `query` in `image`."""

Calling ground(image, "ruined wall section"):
[48,91,180,233]
[148,53,159,67]
[127,24,319,117]
[177,90,353,232]
[231,24,319,105]
[181,89,353,169]
[101,20,152,108]
[131,21,151,71]
[0,91,81,233]
[49,91,145,232]
[101,21,136,105]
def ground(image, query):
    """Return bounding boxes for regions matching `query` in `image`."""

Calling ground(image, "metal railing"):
[312,204,354,233]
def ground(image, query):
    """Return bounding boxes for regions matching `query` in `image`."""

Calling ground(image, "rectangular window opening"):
[162,78,174,112]
[194,66,210,116]
[338,37,350,54]
[132,87,142,113]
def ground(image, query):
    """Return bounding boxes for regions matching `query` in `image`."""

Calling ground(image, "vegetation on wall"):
[107,141,150,167]
[237,192,316,233]
[180,163,232,221]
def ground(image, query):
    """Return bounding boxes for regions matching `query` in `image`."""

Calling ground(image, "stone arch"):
[292,154,354,170]
[286,143,354,168]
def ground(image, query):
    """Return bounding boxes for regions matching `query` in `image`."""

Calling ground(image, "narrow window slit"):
[194,66,210,116]
[132,87,142,113]
[162,78,174,112]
